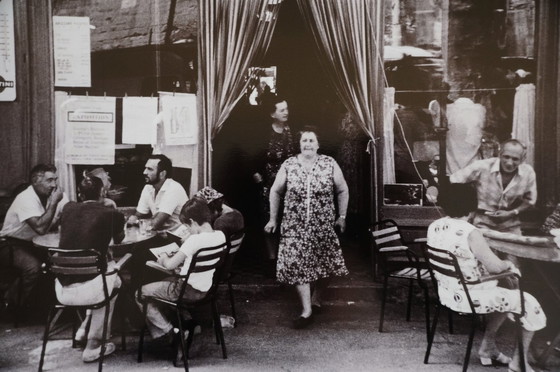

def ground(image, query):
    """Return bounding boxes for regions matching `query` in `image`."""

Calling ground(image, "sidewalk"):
[1,238,559,371]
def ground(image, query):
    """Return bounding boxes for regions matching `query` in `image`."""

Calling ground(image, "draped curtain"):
[383,87,396,184]
[512,83,535,167]
[198,0,282,186]
[296,0,384,221]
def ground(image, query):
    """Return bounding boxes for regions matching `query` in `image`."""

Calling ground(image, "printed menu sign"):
[53,16,91,87]
[62,96,116,164]
[0,0,16,101]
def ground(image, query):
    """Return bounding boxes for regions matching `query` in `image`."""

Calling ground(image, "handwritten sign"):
[62,96,116,164]
[53,16,91,87]
[0,0,16,101]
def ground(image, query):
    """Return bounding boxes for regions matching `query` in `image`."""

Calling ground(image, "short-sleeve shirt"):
[450,158,536,231]
[179,230,226,292]
[0,185,68,241]
[136,178,188,232]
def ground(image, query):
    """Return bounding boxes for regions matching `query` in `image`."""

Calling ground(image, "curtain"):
[198,0,282,186]
[383,87,395,184]
[296,0,382,140]
[296,0,384,222]
[54,91,76,201]
[512,83,535,167]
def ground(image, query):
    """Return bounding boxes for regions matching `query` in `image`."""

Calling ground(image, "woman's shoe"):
[293,315,314,329]
[82,342,116,363]
[479,351,512,366]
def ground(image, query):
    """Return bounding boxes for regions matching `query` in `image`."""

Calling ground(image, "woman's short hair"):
[262,94,287,115]
[78,175,103,201]
[296,125,321,145]
[180,197,213,225]
[438,183,478,218]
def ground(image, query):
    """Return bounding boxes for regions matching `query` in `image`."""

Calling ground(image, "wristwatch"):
[512,209,519,216]
[338,215,346,220]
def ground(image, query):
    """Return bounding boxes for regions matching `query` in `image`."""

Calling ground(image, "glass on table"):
[138,219,153,235]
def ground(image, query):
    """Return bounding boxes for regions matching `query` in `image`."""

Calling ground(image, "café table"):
[483,230,560,367]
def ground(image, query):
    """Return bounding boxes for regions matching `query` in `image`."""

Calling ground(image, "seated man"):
[57,175,125,362]
[194,186,244,239]
[128,154,188,233]
[0,164,68,309]
[450,139,536,235]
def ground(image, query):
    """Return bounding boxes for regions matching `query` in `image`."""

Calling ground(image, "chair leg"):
[38,307,58,372]
[118,297,126,351]
[371,248,377,280]
[97,303,111,372]
[448,310,454,334]
[406,278,413,322]
[379,275,389,332]
[424,304,440,364]
[462,315,476,372]
[175,308,189,372]
[212,300,227,359]
[227,279,237,325]
[422,286,431,344]
[14,274,23,328]
[137,302,148,363]
[515,314,525,372]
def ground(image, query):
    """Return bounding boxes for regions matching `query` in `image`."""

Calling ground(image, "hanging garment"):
[383,87,396,184]
[446,98,485,174]
[512,83,535,167]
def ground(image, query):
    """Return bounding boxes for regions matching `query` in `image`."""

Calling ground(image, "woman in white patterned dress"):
[428,183,546,372]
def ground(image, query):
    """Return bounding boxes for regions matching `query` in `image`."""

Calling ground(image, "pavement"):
[1,237,560,372]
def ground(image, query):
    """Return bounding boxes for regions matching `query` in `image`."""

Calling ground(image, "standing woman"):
[265,126,349,329]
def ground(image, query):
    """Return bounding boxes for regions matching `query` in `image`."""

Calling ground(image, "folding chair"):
[137,241,229,372]
[370,219,431,341]
[38,249,130,372]
[220,230,245,324]
[423,244,526,372]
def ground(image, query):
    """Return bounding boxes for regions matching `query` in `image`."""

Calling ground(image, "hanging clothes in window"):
[512,83,535,167]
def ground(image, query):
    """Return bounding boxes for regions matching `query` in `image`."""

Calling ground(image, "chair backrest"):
[370,219,404,252]
[221,230,245,280]
[177,241,229,304]
[423,244,477,313]
[47,248,112,299]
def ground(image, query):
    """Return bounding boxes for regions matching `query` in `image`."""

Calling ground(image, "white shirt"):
[179,230,226,292]
[136,178,188,232]
[0,185,68,241]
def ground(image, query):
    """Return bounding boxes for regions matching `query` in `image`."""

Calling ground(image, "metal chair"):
[137,241,229,372]
[38,249,130,372]
[423,244,526,372]
[370,219,431,341]
[220,230,245,324]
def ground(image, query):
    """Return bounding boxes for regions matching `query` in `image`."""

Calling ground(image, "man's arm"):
[25,187,64,235]
[151,212,171,231]
[449,161,482,184]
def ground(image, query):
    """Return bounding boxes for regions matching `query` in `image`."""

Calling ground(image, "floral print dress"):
[427,217,546,331]
[276,155,349,285]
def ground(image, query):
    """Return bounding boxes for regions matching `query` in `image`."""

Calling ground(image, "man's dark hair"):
[262,94,287,116]
[30,164,57,183]
[438,183,478,218]
[149,154,173,178]
[180,197,212,226]
[78,175,103,201]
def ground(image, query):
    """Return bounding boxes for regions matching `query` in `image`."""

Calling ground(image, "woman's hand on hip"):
[264,220,277,234]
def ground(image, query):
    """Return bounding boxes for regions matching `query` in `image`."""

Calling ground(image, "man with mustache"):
[0,164,68,311]
[128,155,188,233]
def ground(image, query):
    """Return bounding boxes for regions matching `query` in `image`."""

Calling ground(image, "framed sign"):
[0,0,16,101]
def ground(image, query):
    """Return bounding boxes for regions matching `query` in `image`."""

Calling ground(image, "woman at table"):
[265,126,349,329]
[57,175,125,362]
[427,183,546,372]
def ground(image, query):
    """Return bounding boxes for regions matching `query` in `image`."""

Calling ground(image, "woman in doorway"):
[254,95,296,266]
[265,126,349,329]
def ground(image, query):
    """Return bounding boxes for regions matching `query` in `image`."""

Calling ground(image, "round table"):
[32,226,157,252]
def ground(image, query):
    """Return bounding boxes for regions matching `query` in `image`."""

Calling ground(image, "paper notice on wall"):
[0,0,17,101]
[122,97,158,144]
[53,16,91,87]
[62,96,116,164]
[160,92,197,146]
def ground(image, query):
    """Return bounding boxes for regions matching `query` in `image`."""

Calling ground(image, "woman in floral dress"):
[427,183,546,372]
[265,127,349,329]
